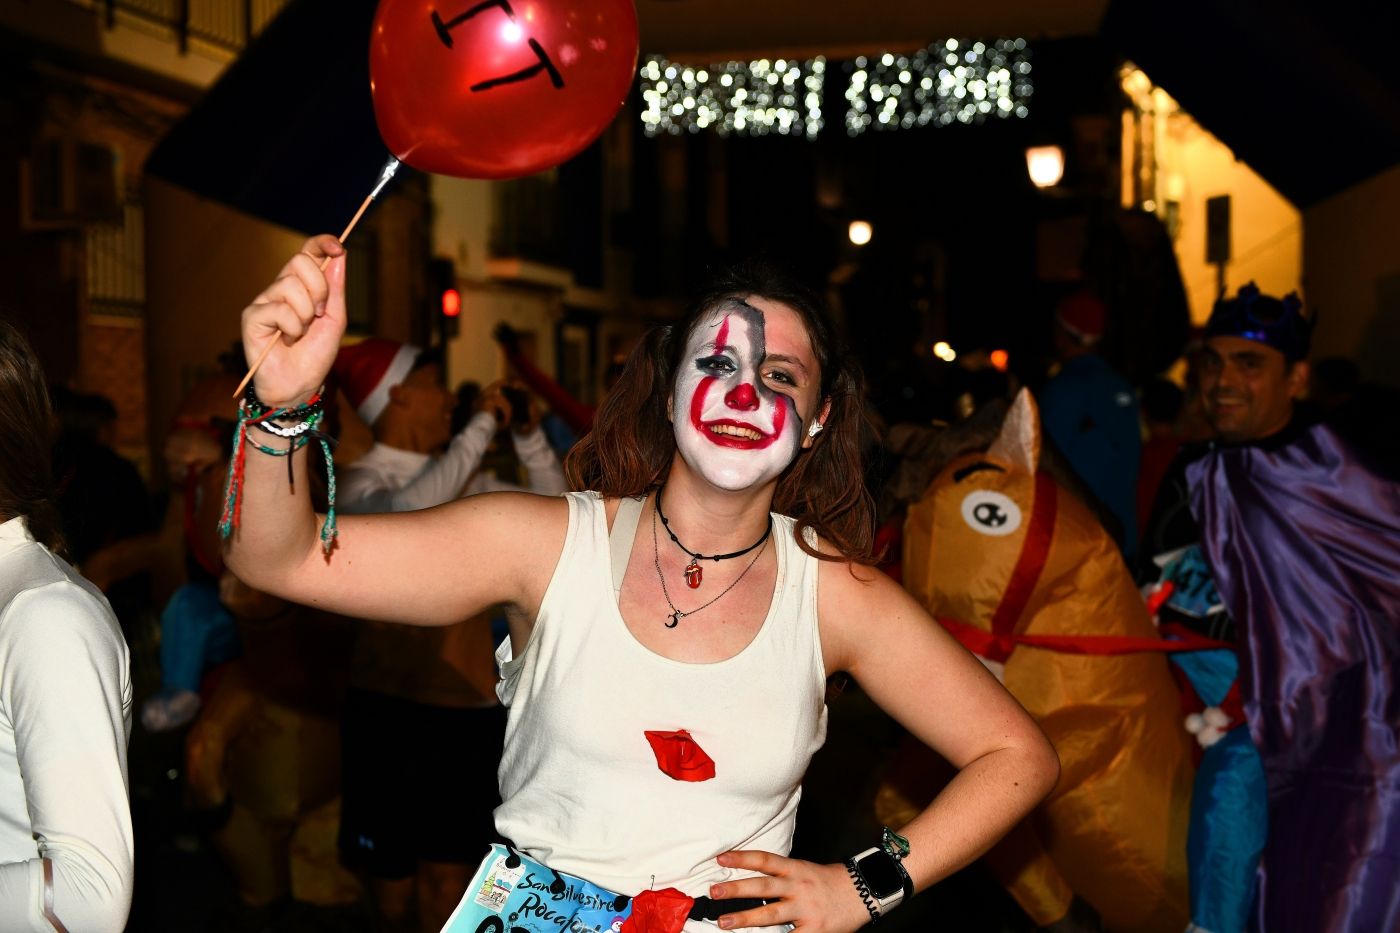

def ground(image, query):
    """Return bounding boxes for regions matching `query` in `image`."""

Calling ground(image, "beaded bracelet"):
[882,826,914,902]
[218,387,339,553]
[252,417,314,439]
[844,858,881,924]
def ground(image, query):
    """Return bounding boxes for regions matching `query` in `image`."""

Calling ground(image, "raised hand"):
[492,321,522,355]
[476,379,513,427]
[240,235,347,409]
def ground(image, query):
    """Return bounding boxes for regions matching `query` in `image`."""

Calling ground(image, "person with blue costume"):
[1143,283,1400,933]
[1040,289,1142,559]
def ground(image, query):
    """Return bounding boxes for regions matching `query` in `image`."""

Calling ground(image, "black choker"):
[654,485,772,589]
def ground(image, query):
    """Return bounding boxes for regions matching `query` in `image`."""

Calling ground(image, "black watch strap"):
[849,846,908,917]
[844,857,882,923]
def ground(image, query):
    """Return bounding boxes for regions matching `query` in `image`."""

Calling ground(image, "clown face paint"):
[671,298,816,491]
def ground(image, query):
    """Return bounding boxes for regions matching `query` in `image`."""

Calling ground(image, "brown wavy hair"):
[0,322,66,556]
[566,260,876,563]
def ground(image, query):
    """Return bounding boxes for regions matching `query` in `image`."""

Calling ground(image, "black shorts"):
[338,688,506,879]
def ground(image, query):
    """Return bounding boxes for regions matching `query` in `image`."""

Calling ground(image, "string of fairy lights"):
[639,39,1032,139]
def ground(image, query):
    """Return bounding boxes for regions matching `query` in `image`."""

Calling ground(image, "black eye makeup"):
[696,354,737,376]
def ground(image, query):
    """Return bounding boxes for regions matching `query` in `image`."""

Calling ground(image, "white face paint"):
[671,300,809,491]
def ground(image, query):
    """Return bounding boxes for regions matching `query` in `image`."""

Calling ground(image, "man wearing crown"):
[1140,284,1400,933]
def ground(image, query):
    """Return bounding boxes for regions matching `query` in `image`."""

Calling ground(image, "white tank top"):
[494,491,828,911]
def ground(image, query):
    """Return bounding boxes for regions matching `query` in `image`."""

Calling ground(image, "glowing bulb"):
[933,341,957,362]
[501,20,523,42]
[1025,145,1064,188]
[848,220,873,246]
[989,349,1009,371]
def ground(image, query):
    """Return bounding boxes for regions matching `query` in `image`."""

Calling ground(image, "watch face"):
[856,851,904,899]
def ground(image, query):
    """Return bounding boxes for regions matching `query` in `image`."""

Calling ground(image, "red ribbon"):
[939,616,1233,661]
[940,473,1233,662]
[987,472,1059,644]
[620,888,695,933]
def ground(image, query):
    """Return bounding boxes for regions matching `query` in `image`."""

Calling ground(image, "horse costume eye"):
[959,490,1023,537]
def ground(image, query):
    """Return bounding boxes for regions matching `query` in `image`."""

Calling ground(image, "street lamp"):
[848,220,873,246]
[1025,145,1064,189]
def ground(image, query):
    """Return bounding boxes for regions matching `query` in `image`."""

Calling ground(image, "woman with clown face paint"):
[228,236,1058,933]
[671,299,805,493]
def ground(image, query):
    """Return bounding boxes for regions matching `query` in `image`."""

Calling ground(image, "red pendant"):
[684,561,702,589]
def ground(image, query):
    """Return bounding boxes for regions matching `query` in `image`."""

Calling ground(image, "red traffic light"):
[440,288,461,318]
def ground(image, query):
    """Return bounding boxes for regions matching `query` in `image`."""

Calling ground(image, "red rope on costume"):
[988,472,1058,643]
[937,616,1234,660]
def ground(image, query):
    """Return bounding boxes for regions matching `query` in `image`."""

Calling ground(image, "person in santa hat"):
[1039,288,1141,558]
[331,337,566,933]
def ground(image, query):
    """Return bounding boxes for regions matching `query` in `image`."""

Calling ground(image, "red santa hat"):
[332,338,420,425]
[1054,290,1108,345]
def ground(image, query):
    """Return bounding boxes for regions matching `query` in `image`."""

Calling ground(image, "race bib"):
[443,844,633,933]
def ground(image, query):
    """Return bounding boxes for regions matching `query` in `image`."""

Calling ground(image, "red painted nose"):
[724,383,760,411]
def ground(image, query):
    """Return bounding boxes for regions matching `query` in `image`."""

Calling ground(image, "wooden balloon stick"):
[232,156,402,400]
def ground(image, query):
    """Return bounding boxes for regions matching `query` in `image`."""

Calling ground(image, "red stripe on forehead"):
[713,316,730,351]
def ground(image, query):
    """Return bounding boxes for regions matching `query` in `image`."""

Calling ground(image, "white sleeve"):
[0,584,133,933]
[509,427,568,496]
[345,413,499,513]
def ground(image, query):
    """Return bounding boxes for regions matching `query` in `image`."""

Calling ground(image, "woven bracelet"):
[218,388,338,553]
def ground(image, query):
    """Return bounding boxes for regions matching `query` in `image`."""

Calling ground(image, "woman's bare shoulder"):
[811,534,913,673]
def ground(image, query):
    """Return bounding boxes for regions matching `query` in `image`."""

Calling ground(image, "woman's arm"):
[225,237,567,627]
[0,585,133,932]
[712,561,1059,931]
[828,565,1059,882]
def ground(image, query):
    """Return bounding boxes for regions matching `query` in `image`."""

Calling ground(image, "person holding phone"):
[328,339,567,932]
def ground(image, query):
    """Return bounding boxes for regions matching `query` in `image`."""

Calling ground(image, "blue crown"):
[1204,282,1311,361]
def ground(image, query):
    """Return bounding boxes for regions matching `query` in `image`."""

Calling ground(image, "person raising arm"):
[226,235,1058,932]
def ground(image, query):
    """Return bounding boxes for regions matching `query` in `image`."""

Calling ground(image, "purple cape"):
[1189,423,1400,932]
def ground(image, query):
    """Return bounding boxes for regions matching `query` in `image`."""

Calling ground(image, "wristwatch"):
[847,846,912,916]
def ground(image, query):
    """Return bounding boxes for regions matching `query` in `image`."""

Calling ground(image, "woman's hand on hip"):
[710,850,872,931]
[241,234,347,409]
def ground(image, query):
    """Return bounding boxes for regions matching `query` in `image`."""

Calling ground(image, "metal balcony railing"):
[60,0,290,53]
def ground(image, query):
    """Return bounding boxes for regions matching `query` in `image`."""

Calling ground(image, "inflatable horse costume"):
[890,390,1194,931]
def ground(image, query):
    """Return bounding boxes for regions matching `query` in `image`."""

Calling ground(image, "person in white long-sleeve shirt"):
[0,322,133,933]
[328,339,565,933]
[338,382,567,511]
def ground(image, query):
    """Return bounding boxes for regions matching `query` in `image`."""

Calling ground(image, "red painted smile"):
[689,375,788,449]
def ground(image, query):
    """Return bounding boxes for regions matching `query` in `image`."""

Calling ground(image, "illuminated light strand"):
[639,55,827,140]
[636,40,1031,140]
[842,38,1032,136]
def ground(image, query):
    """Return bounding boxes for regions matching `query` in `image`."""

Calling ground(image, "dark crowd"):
[1,248,1397,933]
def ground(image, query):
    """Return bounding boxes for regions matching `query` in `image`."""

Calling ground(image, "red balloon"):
[370,0,638,179]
